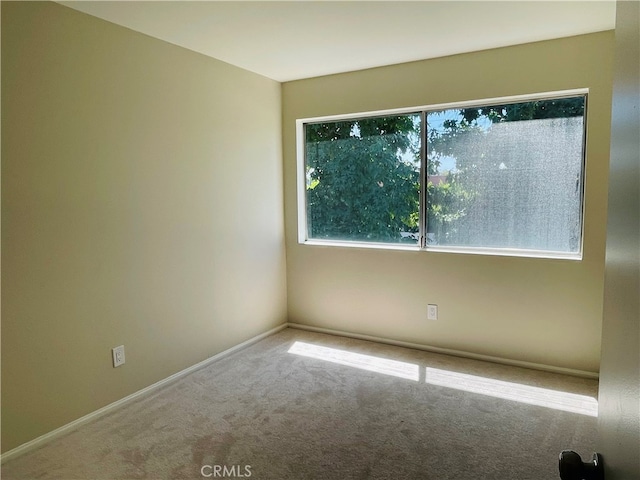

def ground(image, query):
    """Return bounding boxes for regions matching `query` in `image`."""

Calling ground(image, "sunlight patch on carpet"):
[425,367,598,417]
[287,341,597,416]
[288,341,420,381]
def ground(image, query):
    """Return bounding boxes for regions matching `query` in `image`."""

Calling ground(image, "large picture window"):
[297,92,587,258]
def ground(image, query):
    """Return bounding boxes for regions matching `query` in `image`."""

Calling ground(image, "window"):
[297,91,587,258]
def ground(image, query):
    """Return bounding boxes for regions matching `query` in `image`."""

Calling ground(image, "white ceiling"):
[58,1,616,82]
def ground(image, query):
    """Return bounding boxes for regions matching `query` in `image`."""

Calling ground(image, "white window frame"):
[296,89,589,260]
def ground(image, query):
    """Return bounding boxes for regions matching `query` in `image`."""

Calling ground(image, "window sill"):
[425,245,582,261]
[300,239,582,261]
[301,239,421,252]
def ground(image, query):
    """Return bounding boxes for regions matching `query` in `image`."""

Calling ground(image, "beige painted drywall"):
[1,1,286,453]
[597,1,640,478]
[283,32,614,374]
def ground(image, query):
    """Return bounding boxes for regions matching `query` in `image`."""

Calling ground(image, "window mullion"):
[419,110,427,249]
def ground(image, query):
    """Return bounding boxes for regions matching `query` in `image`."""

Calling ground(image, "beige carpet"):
[1,328,598,479]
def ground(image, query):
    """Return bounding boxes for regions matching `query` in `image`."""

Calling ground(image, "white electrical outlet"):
[427,304,438,320]
[112,345,125,367]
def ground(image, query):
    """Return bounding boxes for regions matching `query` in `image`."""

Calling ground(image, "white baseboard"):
[1,323,287,464]
[286,322,599,380]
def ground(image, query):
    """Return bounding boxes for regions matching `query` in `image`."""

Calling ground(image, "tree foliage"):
[305,116,420,242]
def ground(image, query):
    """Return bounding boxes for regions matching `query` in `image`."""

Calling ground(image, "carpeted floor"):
[1,328,598,479]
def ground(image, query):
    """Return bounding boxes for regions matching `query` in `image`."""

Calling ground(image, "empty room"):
[2,1,638,479]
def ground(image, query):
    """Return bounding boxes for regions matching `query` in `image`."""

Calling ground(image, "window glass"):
[426,97,585,253]
[304,114,421,244]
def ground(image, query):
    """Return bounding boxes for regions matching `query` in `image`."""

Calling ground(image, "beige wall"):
[1,2,286,452]
[598,1,640,478]
[283,32,614,373]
